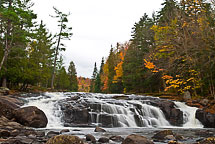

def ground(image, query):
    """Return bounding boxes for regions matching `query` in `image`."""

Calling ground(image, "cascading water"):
[23,92,67,129]
[174,101,203,128]
[23,92,203,129]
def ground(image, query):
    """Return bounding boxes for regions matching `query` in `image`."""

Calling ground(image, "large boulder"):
[0,98,19,120]
[0,87,9,95]
[14,106,48,128]
[46,135,84,144]
[86,134,96,143]
[152,130,174,141]
[122,134,154,144]
[196,109,215,128]
[157,100,183,126]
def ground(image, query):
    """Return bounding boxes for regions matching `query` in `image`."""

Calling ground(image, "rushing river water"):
[22,92,210,143]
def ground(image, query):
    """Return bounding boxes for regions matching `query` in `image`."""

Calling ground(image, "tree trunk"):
[2,77,7,87]
[51,22,63,89]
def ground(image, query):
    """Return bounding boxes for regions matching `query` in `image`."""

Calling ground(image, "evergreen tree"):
[50,7,72,89]
[123,14,156,93]
[55,66,70,90]
[94,57,104,93]
[0,0,37,87]
[27,21,54,87]
[90,62,98,92]
[68,61,78,91]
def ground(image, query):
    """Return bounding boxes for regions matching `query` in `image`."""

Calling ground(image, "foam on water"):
[23,92,203,129]
[23,92,67,129]
[174,101,203,128]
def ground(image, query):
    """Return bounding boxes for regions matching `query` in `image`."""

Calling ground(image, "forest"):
[1,0,215,99]
[90,0,215,99]
[0,0,78,91]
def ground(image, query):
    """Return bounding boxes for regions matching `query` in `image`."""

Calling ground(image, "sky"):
[31,0,164,78]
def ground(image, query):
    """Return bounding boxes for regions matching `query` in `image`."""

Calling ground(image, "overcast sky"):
[31,0,164,78]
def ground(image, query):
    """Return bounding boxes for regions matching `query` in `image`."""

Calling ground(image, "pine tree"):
[94,58,104,93]
[0,0,37,87]
[68,61,78,91]
[90,62,98,92]
[123,14,156,93]
[50,7,72,89]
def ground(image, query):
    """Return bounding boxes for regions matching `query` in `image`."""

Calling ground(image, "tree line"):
[0,0,78,91]
[90,0,215,99]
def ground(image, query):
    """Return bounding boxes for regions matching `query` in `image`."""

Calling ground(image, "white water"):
[23,92,67,129]
[174,101,203,128]
[23,92,203,129]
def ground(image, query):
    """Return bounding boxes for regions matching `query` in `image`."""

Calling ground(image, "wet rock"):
[0,116,24,130]
[86,134,96,143]
[168,140,181,144]
[94,126,106,132]
[46,135,84,144]
[97,114,115,127]
[122,134,154,144]
[10,129,19,137]
[195,109,215,128]
[198,137,215,144]
[164,135,176,140]
[98,137,109,143]
[0,139,7,143]
[14,106,48,128]
[60,129,70,134]
[195,130,214,137]
[174,134,184,141]
[0,130,10,138]
[62,105,90,125]
[0,97,19,120]
[46,131,60,138]
[2,139,24,144]
[152,130,174,141]
[35,131,45,137]
[112,95,129,100]
[109,135,124,142]
[157,100,183,126]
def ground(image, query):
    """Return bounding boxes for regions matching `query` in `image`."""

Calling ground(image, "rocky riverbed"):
[0,91,215,144]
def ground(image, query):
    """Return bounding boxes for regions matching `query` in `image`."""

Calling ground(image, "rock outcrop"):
[196,109,215,128]
[0,97,19,120]
[156,100,183,126]
[14,106,48,128]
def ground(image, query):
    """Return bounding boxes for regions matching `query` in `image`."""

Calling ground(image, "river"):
[20,92,213,143]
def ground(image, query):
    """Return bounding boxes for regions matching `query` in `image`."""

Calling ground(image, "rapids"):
[23,92,203,129]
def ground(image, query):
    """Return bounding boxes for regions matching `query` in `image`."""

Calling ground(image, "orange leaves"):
[144,59,162,73]
[113,49,127,83]
[144,59,155,70]
[162,75,173,80]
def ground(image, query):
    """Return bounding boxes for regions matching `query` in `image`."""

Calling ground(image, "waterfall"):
[23,92,67,129]
[174,101,203,128]
[22,92,203,128]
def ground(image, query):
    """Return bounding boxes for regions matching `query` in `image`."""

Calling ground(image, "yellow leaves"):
[162,69,202,93]
[144,59,155,70]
